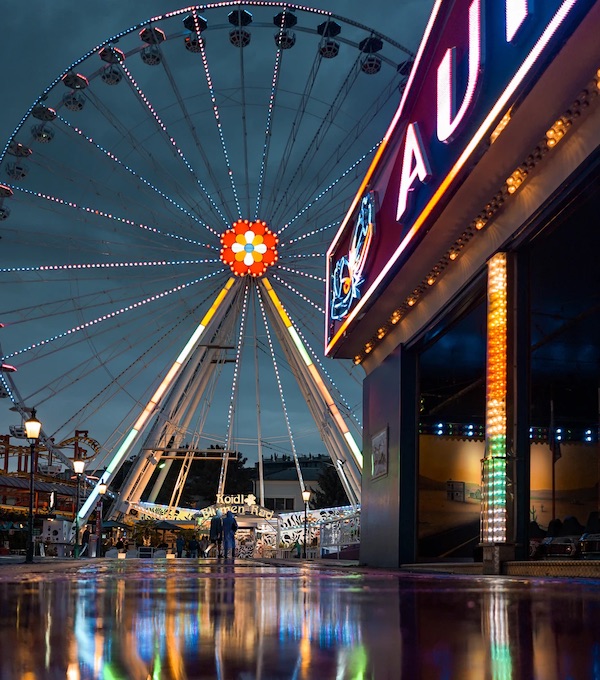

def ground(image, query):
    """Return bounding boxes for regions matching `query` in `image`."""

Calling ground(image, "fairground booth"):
[326,0,600,568]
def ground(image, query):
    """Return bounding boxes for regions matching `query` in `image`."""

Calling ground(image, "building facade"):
[326,0,600,567]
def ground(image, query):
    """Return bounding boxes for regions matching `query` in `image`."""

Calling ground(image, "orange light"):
[220,220,278,277]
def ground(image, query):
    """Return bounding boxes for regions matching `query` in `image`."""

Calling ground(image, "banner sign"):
[325,0,595,355]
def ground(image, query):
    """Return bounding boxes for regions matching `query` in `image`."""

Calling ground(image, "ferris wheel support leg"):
[147,459,173,503]
[132,339,231,509]
[78,277,238,526]
[319,423,360,509]
[259,297,362,504]
[259,277,362,503]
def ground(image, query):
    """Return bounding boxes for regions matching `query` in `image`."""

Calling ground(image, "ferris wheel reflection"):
[65,563,367,680]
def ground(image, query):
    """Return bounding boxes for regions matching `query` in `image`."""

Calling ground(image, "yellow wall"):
[419,435,599,491]
[420,436,484,484]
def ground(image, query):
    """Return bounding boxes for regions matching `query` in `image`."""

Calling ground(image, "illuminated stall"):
[326,0,600,568]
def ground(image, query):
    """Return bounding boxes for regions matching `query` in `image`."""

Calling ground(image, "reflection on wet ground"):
[0,560,599,679]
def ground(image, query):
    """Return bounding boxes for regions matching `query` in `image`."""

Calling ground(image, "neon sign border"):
[325,0,581,356]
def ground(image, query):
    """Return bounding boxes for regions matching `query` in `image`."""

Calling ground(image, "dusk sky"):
[0,1,433,473]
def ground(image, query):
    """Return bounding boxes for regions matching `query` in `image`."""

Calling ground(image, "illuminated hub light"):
[482,253,508,544]
[220,220,278,277]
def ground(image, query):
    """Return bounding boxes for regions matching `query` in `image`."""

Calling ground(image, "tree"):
[311,465,349,509]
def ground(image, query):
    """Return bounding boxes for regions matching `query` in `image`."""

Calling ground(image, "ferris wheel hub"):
[219,219,279,277]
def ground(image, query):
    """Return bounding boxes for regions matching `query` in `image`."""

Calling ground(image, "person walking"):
[176,534,185,558]
[81,526,91,557]
[188,536,199,558]
[222,510,238,559]
[209,509,224,558]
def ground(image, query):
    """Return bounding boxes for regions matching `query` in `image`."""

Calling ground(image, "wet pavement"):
[0,558,599,679]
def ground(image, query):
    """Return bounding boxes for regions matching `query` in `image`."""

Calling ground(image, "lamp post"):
[97,482,107,558]
[73,457,86,558]
[24,409,42,564]
[302,489,311,559]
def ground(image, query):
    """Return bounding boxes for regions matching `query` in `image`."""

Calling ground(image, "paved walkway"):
[1,556,600,678]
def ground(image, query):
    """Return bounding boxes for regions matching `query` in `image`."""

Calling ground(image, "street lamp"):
[73,457,86,558]
[302,489,311,559]
[97,482,107,558]
[24,409,42,564]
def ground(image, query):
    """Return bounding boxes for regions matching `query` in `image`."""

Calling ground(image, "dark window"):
[265,497,294,511]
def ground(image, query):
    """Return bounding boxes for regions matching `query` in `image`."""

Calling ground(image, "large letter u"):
[437,0,483,143]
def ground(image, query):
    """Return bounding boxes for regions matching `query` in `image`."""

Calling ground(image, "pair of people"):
[175,535,201,558]
[208,509,238,558]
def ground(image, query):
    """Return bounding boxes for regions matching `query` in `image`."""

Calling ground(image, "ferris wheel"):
[0,3,413,522]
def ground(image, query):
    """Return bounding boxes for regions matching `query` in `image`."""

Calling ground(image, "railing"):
[319,512,360,558]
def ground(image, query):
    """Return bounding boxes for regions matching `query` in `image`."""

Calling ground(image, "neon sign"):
[326,0,593,356]
[330,192,376,321]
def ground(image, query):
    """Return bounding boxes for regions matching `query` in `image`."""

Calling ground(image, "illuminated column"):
[482,253,508,544]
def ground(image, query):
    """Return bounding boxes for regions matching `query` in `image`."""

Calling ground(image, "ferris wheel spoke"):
[186,12,244,219]
[288,320,362,433]
[269,272,324,315]
[0,263,218,338]
[256,282,307,491]
[0,257,217,276]
[154,33,242,222]
[72,88,225,235]
[70,296,231,467]
[269,279,362,401]
[276,265,325,284]
[218,281,251,494]
[270,53,362,225]
[5,183,215,252]
[277,71,406,227]
[263,45,325,219]
[252,9,289,220]
[2,269,225,362]
[119,62,229,232]
[234,12,251,218]
[56,114,222,239]
[280,220,339,249]
[278,139,380,239]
